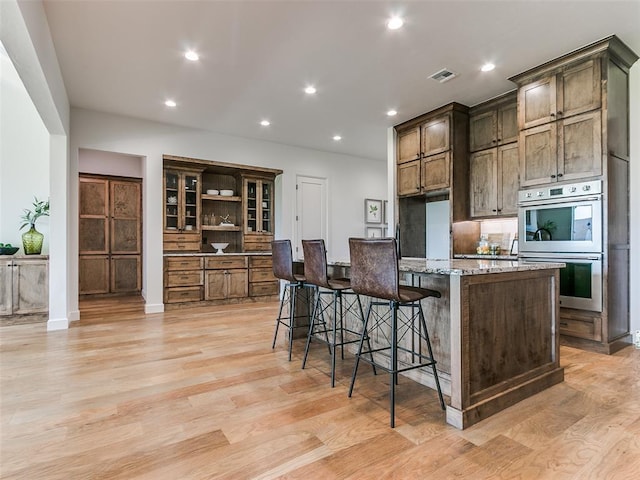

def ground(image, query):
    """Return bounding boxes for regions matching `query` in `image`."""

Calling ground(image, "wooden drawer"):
[164,233,199,243]
[205,256,248,270]
[164,240,201,252]
[166,270,204,287]
[165,256,203,271]
[244,241,272,252]
[165,286,203,303]
[559,309,602,341]
[249,267,276,283]
[249,256,273,268]
[249,281,279,297]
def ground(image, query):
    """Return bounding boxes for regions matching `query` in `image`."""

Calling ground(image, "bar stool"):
[301,239,375,387]
[347,237,445,428]
[271,239,313,361]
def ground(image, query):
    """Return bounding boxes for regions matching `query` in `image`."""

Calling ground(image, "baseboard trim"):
[68,310,80,321]
[47,317,69,331]
[145,303,164,314]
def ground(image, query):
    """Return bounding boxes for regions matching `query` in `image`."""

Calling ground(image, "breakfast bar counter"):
[329,258,564,429]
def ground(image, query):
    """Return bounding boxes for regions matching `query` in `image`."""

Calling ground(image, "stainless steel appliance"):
[518,180,602,254]
[518,180,603,313]
[519,253,602,312]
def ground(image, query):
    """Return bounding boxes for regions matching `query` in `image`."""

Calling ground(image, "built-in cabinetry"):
[164,254,276,305]
[79,175,142,295]
[395,103,470,257]
[469,92,519,218]
[510,35,638,353]
[0,256,48,322]
[162,155,281,307]
[517,57,604,187]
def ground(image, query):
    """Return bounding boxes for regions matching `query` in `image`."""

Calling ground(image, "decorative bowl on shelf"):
[0,246,19,255]
[220,189,234,196]
[211,242,229,254]
[206,189,219,195]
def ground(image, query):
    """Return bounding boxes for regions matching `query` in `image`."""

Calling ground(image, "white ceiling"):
[42,1,640,162]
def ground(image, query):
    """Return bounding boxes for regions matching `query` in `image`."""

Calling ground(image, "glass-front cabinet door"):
[164,169,201,233]
[243,178,273,235]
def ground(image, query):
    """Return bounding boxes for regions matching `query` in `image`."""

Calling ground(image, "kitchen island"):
[329,258,564,429]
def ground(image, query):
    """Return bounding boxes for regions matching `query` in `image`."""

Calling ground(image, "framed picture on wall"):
[364,198,382,224]
[366,227,383,238]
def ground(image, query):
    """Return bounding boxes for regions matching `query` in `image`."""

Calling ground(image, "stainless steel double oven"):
[518,180,602,312]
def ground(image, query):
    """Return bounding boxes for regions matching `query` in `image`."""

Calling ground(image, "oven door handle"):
[518,195,601,206]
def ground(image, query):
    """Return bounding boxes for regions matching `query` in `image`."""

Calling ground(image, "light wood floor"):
[1,299,639,479]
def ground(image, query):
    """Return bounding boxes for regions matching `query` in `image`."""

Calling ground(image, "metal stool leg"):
[348,301,373,397]
[418,303,445,410]
[390,301,398,428]
[288,283,298,361]
[272,282,287,349]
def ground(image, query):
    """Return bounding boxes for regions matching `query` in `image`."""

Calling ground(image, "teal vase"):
[22,225,44,255]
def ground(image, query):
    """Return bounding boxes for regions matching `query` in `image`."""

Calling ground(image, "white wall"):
[0,42,50,252]
[70,108,387,313]
[79,148,143,178]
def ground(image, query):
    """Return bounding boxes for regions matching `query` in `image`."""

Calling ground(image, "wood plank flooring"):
[1,299,639,479]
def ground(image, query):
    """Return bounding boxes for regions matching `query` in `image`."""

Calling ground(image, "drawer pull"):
[559,322,568,327]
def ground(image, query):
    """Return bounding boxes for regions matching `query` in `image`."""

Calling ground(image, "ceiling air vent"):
[429,68,457,83]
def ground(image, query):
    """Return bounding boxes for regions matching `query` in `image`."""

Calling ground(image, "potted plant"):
[20,197,49,255]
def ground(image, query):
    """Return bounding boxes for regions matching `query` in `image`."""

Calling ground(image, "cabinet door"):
[519,123,558,187]
[12,259,48,315]
[421,116,450,157]
[397,160,420,196]
[226,269,249,298]
[164,170,180,231]
[110,180,141,254]
[243,178,274,235]
[470,149,498,217]
[79,255,110,295]
[397,127,421,163]
[558,59,601,120]
[557,111,602,181]
[0,260,12,315]
[421,152,450,192]
[469,110,497,152]
[260,180,274,234]
[519,75,557,129]
[205,270,226,300]
[497,143,520,216]
[79,177,109,254]
[111,255,141,293]
[182,173,200,232]
[498,102,518,145]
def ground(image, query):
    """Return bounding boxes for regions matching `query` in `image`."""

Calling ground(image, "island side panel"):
[448,268,564,429]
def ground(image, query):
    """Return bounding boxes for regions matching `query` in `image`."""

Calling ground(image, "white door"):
[295,175,327,259]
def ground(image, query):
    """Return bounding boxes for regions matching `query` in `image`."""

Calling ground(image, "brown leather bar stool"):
[271,239,313,361]
[301,239,375,387]
[348,237,445,428]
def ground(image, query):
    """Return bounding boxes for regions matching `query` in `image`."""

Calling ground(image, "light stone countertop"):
[163,252,272,257]
[330,258,565,276]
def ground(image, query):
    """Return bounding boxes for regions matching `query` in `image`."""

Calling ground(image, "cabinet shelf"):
[203,225,241,232]
[201,194,241,202]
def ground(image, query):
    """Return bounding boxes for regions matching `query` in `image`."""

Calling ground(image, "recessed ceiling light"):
[387,109,398,116]
[165,100,177,107]
[260,120,271,127]
[333,135,342,141]
[184,50,199,61]
[304,85,317,95]
[387,16,404,30]
[481,63,495,72]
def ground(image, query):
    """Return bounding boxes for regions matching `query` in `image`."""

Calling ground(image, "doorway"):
[78,174,142,297]
[295,175,327,259]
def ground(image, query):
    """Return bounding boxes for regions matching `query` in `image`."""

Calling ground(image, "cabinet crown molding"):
[509,35,639,85]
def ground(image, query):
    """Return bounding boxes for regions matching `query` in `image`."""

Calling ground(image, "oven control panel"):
[518,180,601,204]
